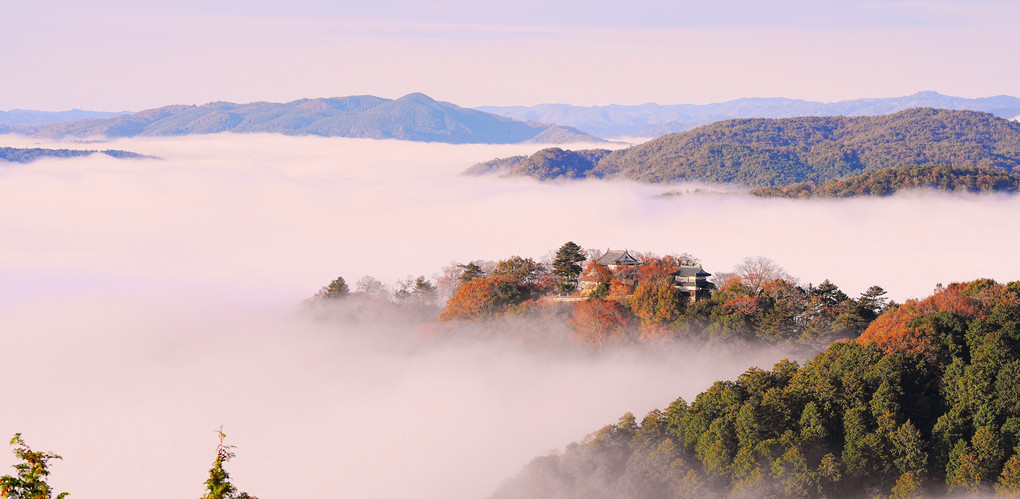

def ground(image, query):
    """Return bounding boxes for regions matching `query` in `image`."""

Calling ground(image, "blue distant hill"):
[478,91,1020,138]
[0,109,128,126]
[0,93,602,145]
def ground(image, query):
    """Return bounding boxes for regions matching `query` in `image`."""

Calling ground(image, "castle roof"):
[671,265,711,278]
[594,249,639,266]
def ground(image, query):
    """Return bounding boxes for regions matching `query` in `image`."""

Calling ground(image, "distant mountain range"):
[0,93,601,145]
[0,109,127,127]
[477,91,1020,138]
[467,108,1020,188]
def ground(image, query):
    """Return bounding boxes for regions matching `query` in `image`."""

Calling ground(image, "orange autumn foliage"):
[635,253,695,281]
[855,299,927,354]
[857,279,1020,355]
[438,277,498,321]
[583,262,613,284]
[723,294,759,316]
[609,278,633,297]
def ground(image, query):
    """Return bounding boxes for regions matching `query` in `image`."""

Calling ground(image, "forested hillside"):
[750,165,1020,198]
[470,109,1020,187]
[492,279,1020,498]
[0,147,150,163]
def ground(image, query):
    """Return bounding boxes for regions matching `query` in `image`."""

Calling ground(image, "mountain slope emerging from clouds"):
[478,91,1020,138]
[492,279,1020,499]
[0,147,151,163]
[4,93,601,144]
[469,108,1020,187]
[750,164,1020,198]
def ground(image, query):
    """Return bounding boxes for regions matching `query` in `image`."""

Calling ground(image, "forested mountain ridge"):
[478,91,1020,138]
[470,108,1020,187]
[1,93,602,144]
[0,147,151,163]
[492,279,1020,498]
[750,164,1020,198]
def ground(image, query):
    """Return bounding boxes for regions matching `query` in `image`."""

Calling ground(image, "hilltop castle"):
[579,249,714,302]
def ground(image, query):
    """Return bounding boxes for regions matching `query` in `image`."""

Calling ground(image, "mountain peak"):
[396,92,438,104]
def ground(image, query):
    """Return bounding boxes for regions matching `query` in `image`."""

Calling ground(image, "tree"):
[438,277,499,321]
[434,264,464,301]
[582,262,613,300]
[355,275,388,299]
[411,276,437,305]
[859,285,889,319]
[569,299,628,348]
[1,434,68,499]
[316,276,350,299]
[629,279,684,326]
[202,427,257,499]
[458,262,485,284]
[492,256,542,286]
[552,241,586,294]
[735,256,793,293]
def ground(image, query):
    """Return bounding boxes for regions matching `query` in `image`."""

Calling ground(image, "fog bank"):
[2,134,1019,497]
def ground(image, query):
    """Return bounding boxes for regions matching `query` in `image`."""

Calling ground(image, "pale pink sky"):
[2,0,1019,110]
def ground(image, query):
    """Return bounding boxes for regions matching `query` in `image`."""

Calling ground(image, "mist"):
[2,134,1020,497]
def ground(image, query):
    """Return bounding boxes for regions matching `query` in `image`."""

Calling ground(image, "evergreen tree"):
[552,241,586,294]
[317,276,350,299]
[458,263,485,284]
[412,276,437,305]
[202,427,257,499]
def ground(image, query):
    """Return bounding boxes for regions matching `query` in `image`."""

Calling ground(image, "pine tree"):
[458,263,485,284]
[317,276,350,299]
[552,241,586,295]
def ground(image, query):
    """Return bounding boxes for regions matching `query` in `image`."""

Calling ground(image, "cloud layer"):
[2,134,1019,497]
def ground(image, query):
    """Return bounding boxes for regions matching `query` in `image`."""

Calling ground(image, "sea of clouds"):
[2,133,1019,497]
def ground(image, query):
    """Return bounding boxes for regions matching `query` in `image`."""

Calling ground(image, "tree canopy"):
[492,278,1020,498]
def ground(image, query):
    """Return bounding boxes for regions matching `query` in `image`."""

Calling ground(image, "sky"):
[2,0,1019,111]
[3,135,1020,497]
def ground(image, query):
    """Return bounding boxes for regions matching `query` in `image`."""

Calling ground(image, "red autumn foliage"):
[569,299,628,348]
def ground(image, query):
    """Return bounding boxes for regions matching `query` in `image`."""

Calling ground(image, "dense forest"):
[0,147,149,163]
[491,279,1020,498]
[750,164,1020,198]
[468,108,1020,188]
